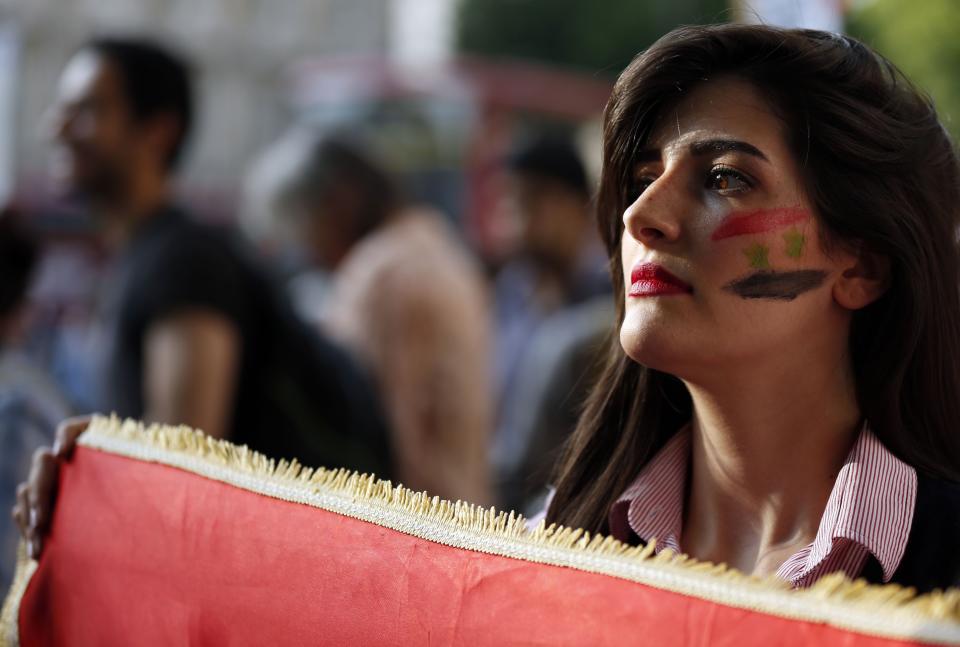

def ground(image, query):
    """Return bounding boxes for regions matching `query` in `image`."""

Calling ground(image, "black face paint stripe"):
[723,270,828,301]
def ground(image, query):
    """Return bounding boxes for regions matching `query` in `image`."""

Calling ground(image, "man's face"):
[46,51,138,200]
[299,191,357,270]
[510,174,588,273]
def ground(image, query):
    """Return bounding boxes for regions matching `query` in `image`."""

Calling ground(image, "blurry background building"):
[3,0,957,249]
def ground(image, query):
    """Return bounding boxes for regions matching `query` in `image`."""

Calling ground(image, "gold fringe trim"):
[1,543,37,647]
[4,414,960,645]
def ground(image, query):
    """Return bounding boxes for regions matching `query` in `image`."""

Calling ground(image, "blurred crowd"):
[0,36,613,587]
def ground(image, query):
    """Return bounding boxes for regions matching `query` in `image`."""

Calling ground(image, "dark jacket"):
[862,473,960,593]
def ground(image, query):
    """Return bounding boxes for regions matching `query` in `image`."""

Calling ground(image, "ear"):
[142,113,182,168]
[832,246,890,310]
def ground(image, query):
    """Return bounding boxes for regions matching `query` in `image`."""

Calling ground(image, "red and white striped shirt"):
[608,425,917,587]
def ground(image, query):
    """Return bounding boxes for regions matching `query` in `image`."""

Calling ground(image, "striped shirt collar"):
[608,424,917,585]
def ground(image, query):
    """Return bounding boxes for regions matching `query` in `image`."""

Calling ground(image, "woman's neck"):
[679,347,861,577]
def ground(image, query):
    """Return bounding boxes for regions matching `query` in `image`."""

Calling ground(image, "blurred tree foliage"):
[846,0,960,141]
[456,0,729,78]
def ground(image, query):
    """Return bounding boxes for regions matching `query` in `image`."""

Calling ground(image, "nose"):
[622,172,686,247]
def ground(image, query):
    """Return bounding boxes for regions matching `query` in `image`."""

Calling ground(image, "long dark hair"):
[547,24,960,534]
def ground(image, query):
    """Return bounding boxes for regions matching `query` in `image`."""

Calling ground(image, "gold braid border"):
[3,415,959,645]
[1,543,35,647]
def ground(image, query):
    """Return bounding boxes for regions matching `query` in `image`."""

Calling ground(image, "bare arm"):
[373,274,493,505]
[143,309,240,439]
[11,311,239,558]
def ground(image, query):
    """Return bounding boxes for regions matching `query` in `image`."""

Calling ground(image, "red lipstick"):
[629,263,692,297]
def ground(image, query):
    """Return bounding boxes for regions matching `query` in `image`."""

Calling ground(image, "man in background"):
[40,37,391,474]
[492,135,611,512]
[246,130,493,505]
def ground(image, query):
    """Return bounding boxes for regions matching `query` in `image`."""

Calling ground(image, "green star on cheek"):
[784,229,806,258]
[742,243,770,269]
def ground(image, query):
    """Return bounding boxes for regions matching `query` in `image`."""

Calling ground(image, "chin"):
[48,161,84,193]
[619,304,727,379]
[46,178,78,202]
[49,166,114,203]
[619,316,686,373]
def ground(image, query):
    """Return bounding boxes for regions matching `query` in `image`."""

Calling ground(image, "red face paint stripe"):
[710,207,809,241]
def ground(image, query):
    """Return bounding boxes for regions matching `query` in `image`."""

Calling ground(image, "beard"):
[49,145,129,204]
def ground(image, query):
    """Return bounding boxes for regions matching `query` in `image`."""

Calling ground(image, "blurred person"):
[492,135,611,508]
[495,297,612,515]
[245,130,493,506]
[0,213,71,588]
[498,135,608,314]
[35,37,392,478]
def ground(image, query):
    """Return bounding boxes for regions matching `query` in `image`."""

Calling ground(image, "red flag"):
[3,417,958,646]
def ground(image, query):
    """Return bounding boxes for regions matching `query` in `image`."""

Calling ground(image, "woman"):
[544,24,960,592]
[14,24,960,593]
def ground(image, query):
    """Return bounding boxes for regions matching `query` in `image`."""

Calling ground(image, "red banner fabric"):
[9,446,945,646]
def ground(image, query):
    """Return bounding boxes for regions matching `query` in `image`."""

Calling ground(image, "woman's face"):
[619,77,858,379]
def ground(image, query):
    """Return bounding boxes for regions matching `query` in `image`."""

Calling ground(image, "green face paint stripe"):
[742,243,770,269]
[784,229,806,259]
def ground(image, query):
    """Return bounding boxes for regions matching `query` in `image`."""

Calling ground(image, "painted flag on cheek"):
[2,416,958,646]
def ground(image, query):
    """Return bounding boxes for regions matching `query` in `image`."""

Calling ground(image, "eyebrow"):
[632,139,770,165]
[689,139,769,162]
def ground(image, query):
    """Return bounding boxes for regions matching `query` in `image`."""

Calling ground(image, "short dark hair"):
[508,135,590,198]
[82,37,194,170]
[280,133,400,240]
[0,213,38,319]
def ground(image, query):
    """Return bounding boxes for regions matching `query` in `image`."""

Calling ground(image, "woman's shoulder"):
[885,473,960,593]
[911,473,960,552]
[915,472,960,514]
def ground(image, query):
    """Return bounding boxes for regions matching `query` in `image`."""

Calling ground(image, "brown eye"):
[707,167,751,194]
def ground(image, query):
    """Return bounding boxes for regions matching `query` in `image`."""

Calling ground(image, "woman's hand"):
[11,416,91,559]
